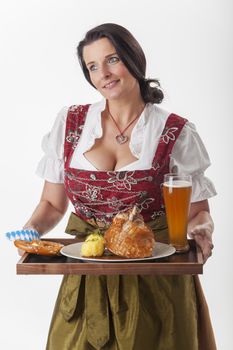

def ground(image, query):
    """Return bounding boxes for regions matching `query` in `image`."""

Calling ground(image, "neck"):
[106,95,145,127]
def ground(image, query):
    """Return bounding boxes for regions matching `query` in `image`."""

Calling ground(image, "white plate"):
[60,242,176,262]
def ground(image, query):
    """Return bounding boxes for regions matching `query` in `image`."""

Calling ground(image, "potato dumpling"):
[81,233,105,257]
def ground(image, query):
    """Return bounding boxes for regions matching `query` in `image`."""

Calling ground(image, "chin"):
[102,90,124,101]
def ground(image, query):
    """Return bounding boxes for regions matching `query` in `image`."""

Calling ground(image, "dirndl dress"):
[46,105,216,350]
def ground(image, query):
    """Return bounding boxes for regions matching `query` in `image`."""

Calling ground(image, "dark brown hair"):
[77,23,164,104]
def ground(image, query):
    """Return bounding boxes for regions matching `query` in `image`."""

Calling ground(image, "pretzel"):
[14,239,64,256]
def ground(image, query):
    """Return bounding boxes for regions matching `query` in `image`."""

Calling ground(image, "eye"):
[88,64,98,72]
[108,56,120,64]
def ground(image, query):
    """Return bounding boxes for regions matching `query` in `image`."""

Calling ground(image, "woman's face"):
[83,37,139,101]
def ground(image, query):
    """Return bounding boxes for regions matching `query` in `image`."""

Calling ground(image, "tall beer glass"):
[163,174,192,253]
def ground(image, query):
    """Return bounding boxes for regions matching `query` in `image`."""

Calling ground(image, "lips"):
[103,80,120,89]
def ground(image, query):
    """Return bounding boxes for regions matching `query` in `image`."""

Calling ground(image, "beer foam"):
[163,180,192,188]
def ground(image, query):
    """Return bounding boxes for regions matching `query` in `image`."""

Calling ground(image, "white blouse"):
[36,99,216,203]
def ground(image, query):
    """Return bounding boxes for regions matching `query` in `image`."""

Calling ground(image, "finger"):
[190,227,212,239]
[192,235,213,263]
[203,249,213,264]
[18,249,25,256]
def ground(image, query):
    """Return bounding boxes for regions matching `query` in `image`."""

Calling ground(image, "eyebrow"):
[86,52,118,66]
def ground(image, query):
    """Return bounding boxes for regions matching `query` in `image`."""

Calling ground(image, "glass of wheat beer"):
[163,174,192,253]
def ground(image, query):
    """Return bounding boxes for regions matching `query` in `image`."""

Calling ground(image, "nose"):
[99,64,111,79]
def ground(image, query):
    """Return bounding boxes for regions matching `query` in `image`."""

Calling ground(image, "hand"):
[188,224,214,263]
[18,249,25,256]
[4,229,40,256]
[17,225,40,256]
[23,225,39,233]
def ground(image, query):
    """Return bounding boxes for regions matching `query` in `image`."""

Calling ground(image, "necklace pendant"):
[116,134,128,144]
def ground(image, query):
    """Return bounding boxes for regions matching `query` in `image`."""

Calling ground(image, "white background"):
[0,1,232,349]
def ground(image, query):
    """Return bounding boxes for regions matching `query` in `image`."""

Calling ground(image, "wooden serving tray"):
[16,238,203,275]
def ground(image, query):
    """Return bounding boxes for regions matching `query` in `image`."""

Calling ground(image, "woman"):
[24,23,216,349]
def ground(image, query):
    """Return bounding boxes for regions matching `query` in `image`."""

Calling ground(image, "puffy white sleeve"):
[170,122,217,202]
[35,106,69,183]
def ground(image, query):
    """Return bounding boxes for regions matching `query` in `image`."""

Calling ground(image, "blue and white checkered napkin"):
[5,229,40,241]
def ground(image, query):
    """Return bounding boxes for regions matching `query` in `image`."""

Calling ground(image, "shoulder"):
[66,99,106,123]
[147,104,188,124]
[66,104,90,123]
[63,104,90,136]
[67,99,105,115]
[177,121,208,152]
[146,104,189,141]
[67,104,90,114]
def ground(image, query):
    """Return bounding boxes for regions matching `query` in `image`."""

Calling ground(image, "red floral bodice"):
[64,104,187,225]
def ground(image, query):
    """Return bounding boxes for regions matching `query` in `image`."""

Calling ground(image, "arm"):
[188,199,214,263]
[23,181,69,236]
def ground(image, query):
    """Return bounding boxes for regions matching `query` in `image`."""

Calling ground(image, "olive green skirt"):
[46,214,216,350]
